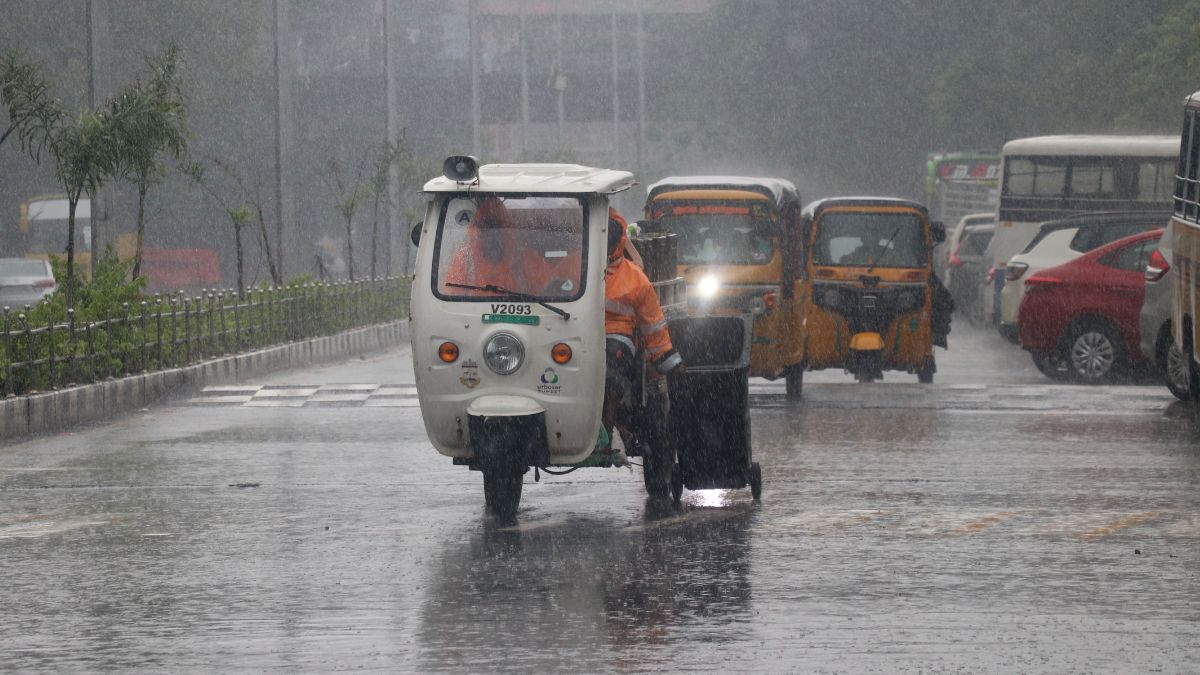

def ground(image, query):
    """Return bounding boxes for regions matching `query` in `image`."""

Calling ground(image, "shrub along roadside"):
[0,257,411,396]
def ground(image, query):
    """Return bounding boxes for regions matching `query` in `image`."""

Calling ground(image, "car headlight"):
[484,332,524,375]
[697,275,720,299]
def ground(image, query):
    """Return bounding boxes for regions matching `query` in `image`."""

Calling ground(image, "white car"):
[937,212,994,288]
[997,211,1169,341]
[0,258,56,309]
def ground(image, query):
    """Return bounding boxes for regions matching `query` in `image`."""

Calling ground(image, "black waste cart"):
[666,313,762,501]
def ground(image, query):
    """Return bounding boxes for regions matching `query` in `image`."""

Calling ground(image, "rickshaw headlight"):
[748,296,767,315]
[897,290,921,312]
[697,275,720,299]
[438,341,460,363]
[551,342,573,364]
[822,288,841,309]
[484,333,525,375]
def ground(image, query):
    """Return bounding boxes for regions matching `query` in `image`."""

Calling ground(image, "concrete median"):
[0,320,408,442]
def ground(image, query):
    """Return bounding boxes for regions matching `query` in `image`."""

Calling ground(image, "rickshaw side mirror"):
[410,223,422,247]
[931,221,946,244]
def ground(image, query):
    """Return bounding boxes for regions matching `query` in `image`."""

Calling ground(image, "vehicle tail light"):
[34,279,55,288]
[762,292,776,311]
[1145,249,1170,282]
[438,341,460,363]
[551,342,572,364]
[1023,274,1062,292]
[1005,262,1029,282]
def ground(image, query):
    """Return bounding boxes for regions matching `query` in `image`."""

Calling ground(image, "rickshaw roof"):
[423,163,636,195]
[1000,135,1178,157]
[646,176,800,206]
[802,197,929,218]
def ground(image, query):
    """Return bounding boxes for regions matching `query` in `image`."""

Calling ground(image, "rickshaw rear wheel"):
[483,469,523,521]
[670,463,683,505]
[917,358,935,384]
[749,462,762,501]
[785,364,805,400]
[642,442,674,499]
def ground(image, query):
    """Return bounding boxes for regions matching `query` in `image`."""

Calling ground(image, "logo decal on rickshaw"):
[482,312,540,325]
[460,359,481,389]
[537,368,562,395]
[454,209,473,225]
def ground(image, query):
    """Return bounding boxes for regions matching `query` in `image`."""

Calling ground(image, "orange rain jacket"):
[605,209,682,374]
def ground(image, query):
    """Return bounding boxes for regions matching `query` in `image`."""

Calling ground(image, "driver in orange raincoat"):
[604,208,683,437]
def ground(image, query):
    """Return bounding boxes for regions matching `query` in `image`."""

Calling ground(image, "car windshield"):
[0,259,50,276]
[433,195,586,301]
[651,202,776,265]
[812,211,925,268]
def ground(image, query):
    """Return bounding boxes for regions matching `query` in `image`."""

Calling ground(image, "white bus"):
[991,135,1178,270]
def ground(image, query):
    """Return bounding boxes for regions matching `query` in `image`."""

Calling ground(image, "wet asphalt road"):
[2,322,1199,673]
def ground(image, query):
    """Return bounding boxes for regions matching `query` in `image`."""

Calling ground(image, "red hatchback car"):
[1018,228,1163,382]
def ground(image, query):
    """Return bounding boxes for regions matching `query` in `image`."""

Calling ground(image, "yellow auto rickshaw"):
[642,176,806,398]
[801,197,947,383]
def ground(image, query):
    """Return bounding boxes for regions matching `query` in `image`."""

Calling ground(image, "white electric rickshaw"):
[410,157,761,520]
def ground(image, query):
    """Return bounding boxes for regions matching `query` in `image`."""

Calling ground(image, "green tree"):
[327,150,373,282]
[0,50,60,161]
[108,45,190,281]
[184,158,271,293]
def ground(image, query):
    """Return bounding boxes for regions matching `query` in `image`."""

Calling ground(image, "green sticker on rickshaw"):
[909,317,919,332]
[483,314,540,326]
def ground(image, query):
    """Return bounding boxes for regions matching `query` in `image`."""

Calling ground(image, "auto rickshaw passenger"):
[604,208,683,434]
[443,197,526,295]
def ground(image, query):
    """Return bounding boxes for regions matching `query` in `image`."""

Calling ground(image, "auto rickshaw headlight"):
[438,341,460,363]
[551,342,573,364]
[822,288,842,309]
[697,276,720,298]
[748,296,768,315]
[484,333,525,374]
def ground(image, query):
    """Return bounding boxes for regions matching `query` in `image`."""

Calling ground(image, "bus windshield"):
[653,203,775,265]
[813,212,925,268]
[433,195,586,301]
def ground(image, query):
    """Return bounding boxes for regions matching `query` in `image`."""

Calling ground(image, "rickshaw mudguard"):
[467,395,550,471]
[849,332,884,351]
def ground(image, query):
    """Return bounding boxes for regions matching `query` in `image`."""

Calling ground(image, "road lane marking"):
[944,511,1020,537]
[1075,510,1168,540]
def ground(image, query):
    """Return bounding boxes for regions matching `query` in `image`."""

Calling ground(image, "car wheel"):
[1159,327,1192,402]
[1031,351,1071,381]
[1066,322,1122,383]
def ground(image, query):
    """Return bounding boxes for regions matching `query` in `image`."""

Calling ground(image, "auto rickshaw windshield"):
[813,211,925,268]
[434,195,587,301]
[653,204,775,265]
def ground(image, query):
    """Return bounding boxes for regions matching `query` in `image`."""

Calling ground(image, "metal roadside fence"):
[1,277,412,398]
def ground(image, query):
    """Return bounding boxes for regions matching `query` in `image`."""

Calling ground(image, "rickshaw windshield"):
[651,203,776,265]
[812,211,925,268]
[433,195,587,301]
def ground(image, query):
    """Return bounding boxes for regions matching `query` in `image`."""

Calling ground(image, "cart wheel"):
[749,462,762,501]
[642,442,674,499]
[669,462,683,505]
[917,358,935,384]
[483,469,523,521]
[785,364,804,400]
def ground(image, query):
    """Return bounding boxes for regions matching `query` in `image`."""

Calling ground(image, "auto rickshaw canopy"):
[647,176,801,209]
[423,162,636,195]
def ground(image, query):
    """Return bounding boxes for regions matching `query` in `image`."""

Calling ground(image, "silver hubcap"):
[1071,331,1115,379]
[1166,342,1191,393]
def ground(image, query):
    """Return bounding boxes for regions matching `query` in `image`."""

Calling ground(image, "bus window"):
[1004,157,1066,196]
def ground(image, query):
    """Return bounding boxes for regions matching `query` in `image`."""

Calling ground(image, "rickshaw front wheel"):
[642,443,674,499]
[785,364,805,400]
[749,462,763,501]
[483,469,524,520]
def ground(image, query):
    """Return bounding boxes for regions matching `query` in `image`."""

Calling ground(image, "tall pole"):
[636,0,646,176]
[556,2,564,147]
[273,0,292,281]
[470,0,481,155]
[86,0,99,273]
[519,0,530,158]
[611,11,620,167]
[384,0,402,275]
